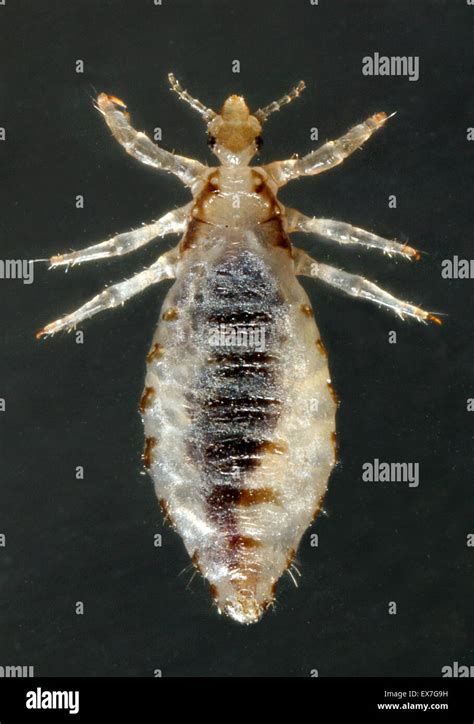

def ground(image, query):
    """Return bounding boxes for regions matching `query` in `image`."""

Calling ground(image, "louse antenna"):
[168,73,217,122]
[255,80,306,122]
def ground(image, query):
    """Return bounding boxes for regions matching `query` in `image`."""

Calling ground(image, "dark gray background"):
[0,0,472,677]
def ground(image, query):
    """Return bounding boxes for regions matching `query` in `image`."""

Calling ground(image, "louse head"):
[207,96,263,165]
[168,73,305,166]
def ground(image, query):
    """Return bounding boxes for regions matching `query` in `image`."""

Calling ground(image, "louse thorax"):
[189,163,283,230]
[207,95,262,166]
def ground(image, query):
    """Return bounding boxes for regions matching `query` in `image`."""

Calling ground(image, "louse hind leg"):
[286,208,420,260]
[96,93,206,188]
[294,247,442,324]
[49,204,191,268]
[264,112,391,187]
[36,247,178,338]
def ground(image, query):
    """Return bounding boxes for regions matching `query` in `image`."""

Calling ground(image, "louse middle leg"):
[48,204,191,268]
[294,247,442,324]
[36,247,178,338]
[286,208,420,261]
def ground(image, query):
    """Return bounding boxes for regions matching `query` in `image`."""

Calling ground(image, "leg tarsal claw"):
[36,320,74,339]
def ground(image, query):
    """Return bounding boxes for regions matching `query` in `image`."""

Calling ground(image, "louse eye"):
[256,135,263,151]
[207,135,217,149]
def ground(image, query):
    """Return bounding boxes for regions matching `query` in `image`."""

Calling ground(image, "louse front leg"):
[294,248,442,324]
[286,208,420,260]
[264,112,390,187]
[97,93,207,188]
[48,204,191,268]
[36,248,179,338]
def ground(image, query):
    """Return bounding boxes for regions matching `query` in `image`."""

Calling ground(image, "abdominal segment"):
[142,231,336,624]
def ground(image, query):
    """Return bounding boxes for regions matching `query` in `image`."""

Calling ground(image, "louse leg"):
[97,93,207,188]
[48,204,191,268]
[286,208,420,260]
[294,248,442,324]
[265,112,390,187]
[36,248,178,338]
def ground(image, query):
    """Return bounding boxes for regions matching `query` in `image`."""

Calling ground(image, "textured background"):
[0,0,472,677]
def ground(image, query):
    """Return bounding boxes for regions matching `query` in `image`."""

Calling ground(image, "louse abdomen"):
[142,231,337,624]
[185,250,287,622]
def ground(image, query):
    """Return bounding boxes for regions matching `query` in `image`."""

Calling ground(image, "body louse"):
[38,74,441,624]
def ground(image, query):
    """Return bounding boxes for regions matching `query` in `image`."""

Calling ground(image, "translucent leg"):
[294,247,441,324]
[37,248,178,338]
[49,204,190,268]
[286,208,420,260]
[265,112,390,187]
[96,93,206,187]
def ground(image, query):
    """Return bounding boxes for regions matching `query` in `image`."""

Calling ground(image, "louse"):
[37,75,441,624]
